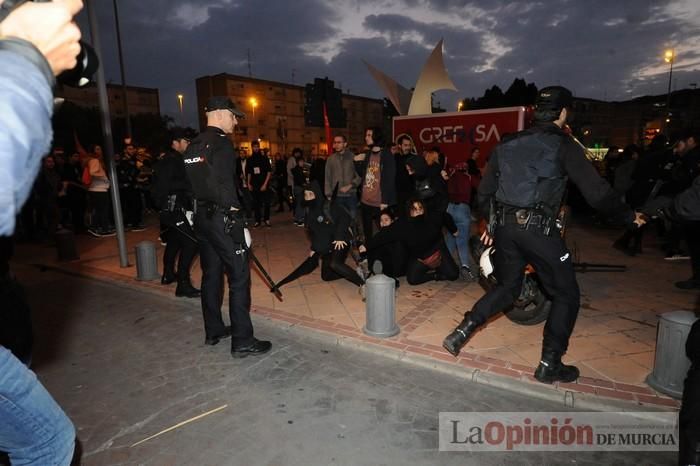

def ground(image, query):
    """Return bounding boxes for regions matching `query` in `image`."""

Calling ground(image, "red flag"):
[322,102,332,156]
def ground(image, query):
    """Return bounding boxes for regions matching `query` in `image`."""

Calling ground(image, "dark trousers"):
[405,244,459,285]
[162,225,198,283]
[679,320,700,466]
[360,203,381,242]
[251,188,270,223]
[368,242,406,278]
[67,189,86,232]
[276,248,363,289]
[684,221,700,279]
[121,188,143,226]
[194,211,254,347]
[470,224,580,355]
[89,191,111,231]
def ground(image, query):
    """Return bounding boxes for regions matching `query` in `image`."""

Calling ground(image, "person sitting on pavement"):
[360,199,459,285]
[272,182,365,294]
[360,209,407,285]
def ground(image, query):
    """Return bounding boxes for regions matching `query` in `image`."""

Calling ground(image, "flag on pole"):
[322,101,332,156]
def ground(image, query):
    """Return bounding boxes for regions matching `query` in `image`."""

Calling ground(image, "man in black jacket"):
[151,128,200,298]
[442,86,645,384]
[246,140,272,227]
[183,97,271,357]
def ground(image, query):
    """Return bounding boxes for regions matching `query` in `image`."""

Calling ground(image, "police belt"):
[497,207,558,236]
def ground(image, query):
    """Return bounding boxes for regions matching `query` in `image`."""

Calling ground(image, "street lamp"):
[457,101,463,111]
[177,94,184,124]
[249,97,258,121]
[664,49,675,133]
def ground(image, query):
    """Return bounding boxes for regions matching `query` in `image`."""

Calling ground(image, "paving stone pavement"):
[15,265,677,466]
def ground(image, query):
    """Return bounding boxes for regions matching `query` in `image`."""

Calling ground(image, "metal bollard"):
[134,241,159,281]
[363,261,400,338]
[647,310,698,399]
[55,228,79,261]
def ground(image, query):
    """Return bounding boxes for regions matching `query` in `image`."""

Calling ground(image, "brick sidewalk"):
[14,211,698,409]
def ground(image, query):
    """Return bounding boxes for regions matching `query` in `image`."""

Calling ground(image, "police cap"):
[535,86,573,113]
[205,96,245,118]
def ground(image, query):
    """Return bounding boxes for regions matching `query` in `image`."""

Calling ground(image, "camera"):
[0,0,98,87]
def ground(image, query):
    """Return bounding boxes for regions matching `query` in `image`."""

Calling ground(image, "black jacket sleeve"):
[476,148,500,218]
[673,175,700,221]
[561,137,634,225]
[380,151,397,206]
[332,204,352,242]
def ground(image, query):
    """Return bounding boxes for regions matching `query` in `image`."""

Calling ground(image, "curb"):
[34,261,681,416]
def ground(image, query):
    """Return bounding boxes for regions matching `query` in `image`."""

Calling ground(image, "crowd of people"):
[600,130,700,290]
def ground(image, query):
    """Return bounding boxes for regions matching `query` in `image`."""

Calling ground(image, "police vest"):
[494,128,568,215]
[183,138,218,203]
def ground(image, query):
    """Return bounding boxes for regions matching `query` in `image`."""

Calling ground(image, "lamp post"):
[664,49,675,134]
[457,101,463,111]
[249,97,258,137]
[177,94,184,125]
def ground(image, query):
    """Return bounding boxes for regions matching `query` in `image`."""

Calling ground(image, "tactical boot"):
[442,313,479,356]
[176,279,201,298]
[534,350,580,384]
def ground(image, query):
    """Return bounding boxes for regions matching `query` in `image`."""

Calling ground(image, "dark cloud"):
[76,0,700,126]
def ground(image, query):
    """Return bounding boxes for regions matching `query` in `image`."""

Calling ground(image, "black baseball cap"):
[170,127,196,142]
[535,86,573,112]
[204,96,245,118]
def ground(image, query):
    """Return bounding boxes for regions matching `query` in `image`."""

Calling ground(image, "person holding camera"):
[442,86,645,385]
[0,0,84,463]
[183,97,271,357]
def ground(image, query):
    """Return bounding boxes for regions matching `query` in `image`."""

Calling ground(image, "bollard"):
[55,229,79,261]
[647,310,698,399]
[363,261,399,338]
[134,241,159,281]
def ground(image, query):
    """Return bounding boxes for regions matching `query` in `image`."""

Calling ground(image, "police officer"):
[151,128,200,298]
[442,86,645,384]
[183,96,271,356]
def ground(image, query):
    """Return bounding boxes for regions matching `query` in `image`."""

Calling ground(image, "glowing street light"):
[249,97,258,121]
[664,49,675,134]
[177,94,184,125]
[457,101,463,111]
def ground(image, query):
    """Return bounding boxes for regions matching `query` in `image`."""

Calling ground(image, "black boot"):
[161,272,176,285]
[442,313,479,356]
[175,279,201,298]
[534,350,580,384]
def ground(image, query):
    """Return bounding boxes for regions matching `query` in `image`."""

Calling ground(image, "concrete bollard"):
[55,229,79,261]
[134,241,159,281]
[647,310,698,399]
[363,261,400,338]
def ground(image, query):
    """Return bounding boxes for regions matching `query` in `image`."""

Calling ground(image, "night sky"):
[77,0,700,127]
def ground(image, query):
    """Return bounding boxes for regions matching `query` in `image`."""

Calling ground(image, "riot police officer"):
[183,96,271,356]
[151,128,200,298]
[442,86,645,384]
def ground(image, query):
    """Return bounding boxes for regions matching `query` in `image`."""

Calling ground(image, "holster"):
[224,210,247,244]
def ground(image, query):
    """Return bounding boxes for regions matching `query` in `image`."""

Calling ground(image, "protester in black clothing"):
[60,152,86,233]
[246,141,272,227]
[183,96,271,357]
[442,86,644,385]
[116,144,145,231]
[35,155,61,240]
[273,153,292,212]
[151,128,200,298]
[310,153,327,195]
[272,182,365,293]
[291,156,307,226]
[361,199,458,285]
[362,209,407,281]
[405,153,447,213]
[395,135,415,215]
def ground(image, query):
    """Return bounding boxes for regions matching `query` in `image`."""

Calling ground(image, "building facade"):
[195,73,384,155]
[56,83,161,118]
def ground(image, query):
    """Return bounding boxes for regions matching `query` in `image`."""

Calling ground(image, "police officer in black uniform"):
[183,96,271,356]
[442,86,645,384]
[151,128,200,298]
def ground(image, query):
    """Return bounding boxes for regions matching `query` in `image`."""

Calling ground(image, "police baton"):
[168,222,284,302]
[248,248,284,302]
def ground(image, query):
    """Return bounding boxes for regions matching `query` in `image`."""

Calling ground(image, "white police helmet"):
[479,247,496,281]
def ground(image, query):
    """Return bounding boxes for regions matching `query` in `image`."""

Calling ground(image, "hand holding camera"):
[0,0,84,76]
